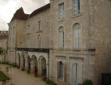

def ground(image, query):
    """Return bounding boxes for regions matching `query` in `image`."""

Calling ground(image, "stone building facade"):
[0,31,8,62]
[8,0,111,85]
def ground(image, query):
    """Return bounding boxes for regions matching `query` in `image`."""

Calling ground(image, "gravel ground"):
[0,64,47,85]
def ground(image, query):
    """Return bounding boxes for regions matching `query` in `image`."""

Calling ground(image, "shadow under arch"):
[27,56,31,73]
[31,55,38,76]
[21,54,25,71]
[38,56,47,76]
[17,53,21,68]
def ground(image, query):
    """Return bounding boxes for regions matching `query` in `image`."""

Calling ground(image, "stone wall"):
[7,0,111,85]
[93,0,111,84]
[26,8,51,49]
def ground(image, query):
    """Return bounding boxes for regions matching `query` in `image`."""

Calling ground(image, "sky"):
[0,0,49,31]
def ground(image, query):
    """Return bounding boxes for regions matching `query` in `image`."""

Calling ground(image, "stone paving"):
[0,64,47,85]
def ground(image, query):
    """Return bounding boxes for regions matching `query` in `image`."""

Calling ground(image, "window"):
[37,21,41,32]
[73,23,81,48]
[73,0,80,16]
[59,3,64,20]
[58,26,64,48]
[58,61,64,80]
[37,35,41,48]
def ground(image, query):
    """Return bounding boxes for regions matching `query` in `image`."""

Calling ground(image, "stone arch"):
[31,55,38,76]
[38,56,47,76]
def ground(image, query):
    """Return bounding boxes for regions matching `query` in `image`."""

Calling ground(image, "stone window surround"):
[58,26,64,49]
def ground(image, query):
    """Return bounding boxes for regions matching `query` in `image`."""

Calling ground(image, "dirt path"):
[0,64,47,85]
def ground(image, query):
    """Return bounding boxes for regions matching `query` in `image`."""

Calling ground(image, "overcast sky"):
[0,0,49,30]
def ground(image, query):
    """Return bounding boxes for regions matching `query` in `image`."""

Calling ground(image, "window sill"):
[58,18,64,22]
[72,13,82,18]
[36,30,42,33]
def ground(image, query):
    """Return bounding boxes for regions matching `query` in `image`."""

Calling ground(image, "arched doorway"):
[32,55,38,76]
[39,57,47,76]
[27,56,31,73]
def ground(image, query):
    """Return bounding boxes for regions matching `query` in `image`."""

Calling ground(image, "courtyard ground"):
[0,64,47,85]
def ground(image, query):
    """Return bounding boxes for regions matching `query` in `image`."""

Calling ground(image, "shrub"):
[27,70,30,74]
[83,80,93,85]
[0,48,4,55]
[10,84,14,85]
[44,78,57,85]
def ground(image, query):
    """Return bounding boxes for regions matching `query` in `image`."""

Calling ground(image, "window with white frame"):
[73,0,80,16]
[58,26,64,48]
[59,3,64,20]
[73,23,81,48]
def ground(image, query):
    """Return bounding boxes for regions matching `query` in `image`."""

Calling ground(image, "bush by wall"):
[83,80,93,85]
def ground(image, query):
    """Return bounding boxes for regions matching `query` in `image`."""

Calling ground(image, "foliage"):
[1,62,17,68]
[83,80,93,85]
[43,78,57,85]
[2,62,9,64]
[10,84,14,85]
[27,70,30,74]
[0,71,10,81]
[11,64,17,67]
[0,48,4,55]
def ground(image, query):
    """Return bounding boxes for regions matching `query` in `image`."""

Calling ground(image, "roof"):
[30,3,50,17]
[11,7,29,22]
[10,3,50,22]
[0,31,8,37]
